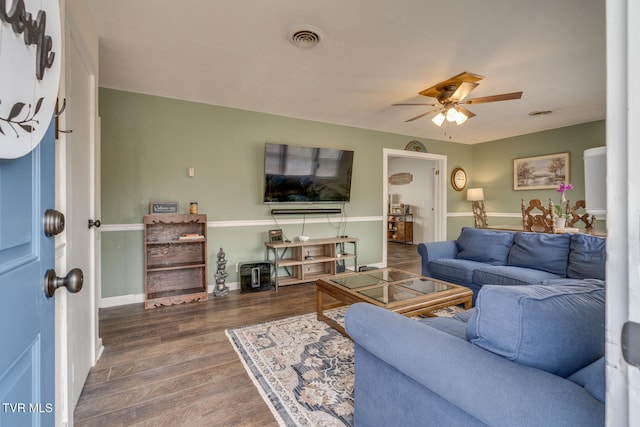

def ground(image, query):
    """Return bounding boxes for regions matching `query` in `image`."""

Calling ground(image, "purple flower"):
[556,183,574,193]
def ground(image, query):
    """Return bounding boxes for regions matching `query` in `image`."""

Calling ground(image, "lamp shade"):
[456,108,470,125]
[445,107,458,122]
[432,112,445,126]
[467,188,484,201]
[584,146,606,219]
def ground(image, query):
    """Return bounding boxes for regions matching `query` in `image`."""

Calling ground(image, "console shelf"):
[144,214,208,309]
[265,237,358,289]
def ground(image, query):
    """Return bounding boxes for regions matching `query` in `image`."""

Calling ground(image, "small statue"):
[213,247,229,297]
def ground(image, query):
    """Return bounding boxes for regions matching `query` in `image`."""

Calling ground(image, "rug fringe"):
[224,329,289,427]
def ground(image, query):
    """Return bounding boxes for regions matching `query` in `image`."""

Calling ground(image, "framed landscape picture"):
[513,152,570,190]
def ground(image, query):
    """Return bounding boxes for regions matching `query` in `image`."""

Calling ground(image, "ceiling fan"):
[393,71,523,126]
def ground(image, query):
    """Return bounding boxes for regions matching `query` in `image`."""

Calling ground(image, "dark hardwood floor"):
[74,243,421,426]
[386,241,421,275]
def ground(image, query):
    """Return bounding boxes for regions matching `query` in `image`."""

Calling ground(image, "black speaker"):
[239,262,271,293]
[271,208,342,215]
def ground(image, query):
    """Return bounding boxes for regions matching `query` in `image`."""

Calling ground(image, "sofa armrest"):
[417,240,458,276]
[345,303,604,427]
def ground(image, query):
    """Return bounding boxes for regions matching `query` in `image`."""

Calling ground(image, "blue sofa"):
[418,227,606,303]
[345,279,606,426]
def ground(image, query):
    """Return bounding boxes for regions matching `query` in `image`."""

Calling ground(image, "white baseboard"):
[100,281,240,308]
[99,293,145,308]
[208,281,240,294]
[95,338,104,364]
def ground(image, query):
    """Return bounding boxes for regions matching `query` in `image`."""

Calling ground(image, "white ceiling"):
[87,0,606,144]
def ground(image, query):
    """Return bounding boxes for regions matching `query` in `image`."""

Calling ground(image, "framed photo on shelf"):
[149,202,179,214]
[268,229,283,243]
[513,152,570,190]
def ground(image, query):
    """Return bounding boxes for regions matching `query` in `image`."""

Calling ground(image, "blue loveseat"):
[418,227,606,303]
[345,279,606,426]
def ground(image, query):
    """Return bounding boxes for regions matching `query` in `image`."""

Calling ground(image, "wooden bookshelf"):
[143,214,208,309]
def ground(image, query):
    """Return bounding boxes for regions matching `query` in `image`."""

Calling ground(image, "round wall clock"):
[451,167,467,191]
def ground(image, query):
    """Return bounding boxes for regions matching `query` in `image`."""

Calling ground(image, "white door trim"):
[605,0,639,424]
[382,148,447,267]
[55,5,101,425]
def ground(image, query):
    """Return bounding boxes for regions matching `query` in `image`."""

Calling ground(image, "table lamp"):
[467,188,488,228]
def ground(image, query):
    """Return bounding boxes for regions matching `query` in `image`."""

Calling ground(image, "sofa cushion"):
[419,308,476,341]
[466,282,605,377]
[418,316,468,340]
[453,307,476,323]
[455,227,515,265]
[428,259,486,284]
[541,278,606,287]
[472,265,564,286]
[567,234,606,280]
[507,232,571,275]
[568,357,605,403]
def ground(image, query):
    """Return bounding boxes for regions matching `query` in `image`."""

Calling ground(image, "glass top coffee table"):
[316,268,473,337]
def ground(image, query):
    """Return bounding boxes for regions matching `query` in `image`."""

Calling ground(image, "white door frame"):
[605,1,639,425]
[382,148,447,267]
[55,6,102,426]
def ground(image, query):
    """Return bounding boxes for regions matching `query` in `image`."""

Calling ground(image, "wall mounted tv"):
[263,143,354,203]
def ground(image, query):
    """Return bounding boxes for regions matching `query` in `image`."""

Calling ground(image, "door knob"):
[44,209,65,236]
[88,219,101,229]
[622,321,640,367]
[44,268,84,298]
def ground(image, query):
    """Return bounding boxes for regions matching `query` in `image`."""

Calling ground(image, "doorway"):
[382,148,447,268]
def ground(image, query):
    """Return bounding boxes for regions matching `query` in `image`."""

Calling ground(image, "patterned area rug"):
[226,306,463,426]
[226,309,353,426]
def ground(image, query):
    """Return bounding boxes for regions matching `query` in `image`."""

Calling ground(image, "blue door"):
[0,120,56,426]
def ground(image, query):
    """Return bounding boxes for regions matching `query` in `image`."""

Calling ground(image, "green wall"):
[472,121,605,229]
[99,88,469,299]
[100,88,605,300]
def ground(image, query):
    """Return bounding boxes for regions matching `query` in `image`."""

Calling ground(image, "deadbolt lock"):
[44,209,65,236]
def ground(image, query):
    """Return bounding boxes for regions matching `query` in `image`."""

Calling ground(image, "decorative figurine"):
[213,247,229,297]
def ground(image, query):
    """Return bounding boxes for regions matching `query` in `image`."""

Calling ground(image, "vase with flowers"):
[555,183,573,228]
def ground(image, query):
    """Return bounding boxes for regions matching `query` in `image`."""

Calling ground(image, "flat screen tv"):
[263,143,354,203]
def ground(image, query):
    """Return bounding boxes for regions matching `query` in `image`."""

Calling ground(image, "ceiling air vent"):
[288,25,323,48]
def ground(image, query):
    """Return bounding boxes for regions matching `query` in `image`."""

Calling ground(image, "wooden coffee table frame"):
[316,268,473,337]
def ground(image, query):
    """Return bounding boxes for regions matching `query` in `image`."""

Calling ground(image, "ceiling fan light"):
[445,107,458,122]
[432,112,445,126]
[456,110,470,125]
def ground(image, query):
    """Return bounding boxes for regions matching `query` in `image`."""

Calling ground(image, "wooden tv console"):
[265,237,358,290]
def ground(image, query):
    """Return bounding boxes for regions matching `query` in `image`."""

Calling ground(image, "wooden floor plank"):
[74,243,420,425]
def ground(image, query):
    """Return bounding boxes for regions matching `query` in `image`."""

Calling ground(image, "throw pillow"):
[455,227,515,265]
[466,282,605,377]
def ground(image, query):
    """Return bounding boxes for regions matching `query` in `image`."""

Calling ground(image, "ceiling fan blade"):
[391,103,438,107]
[404,108,441,122]
[462,91,523,105]
[456,106,476,119]
[419,71,484,98]
[450,82,479,102]
[448,71,484,83]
